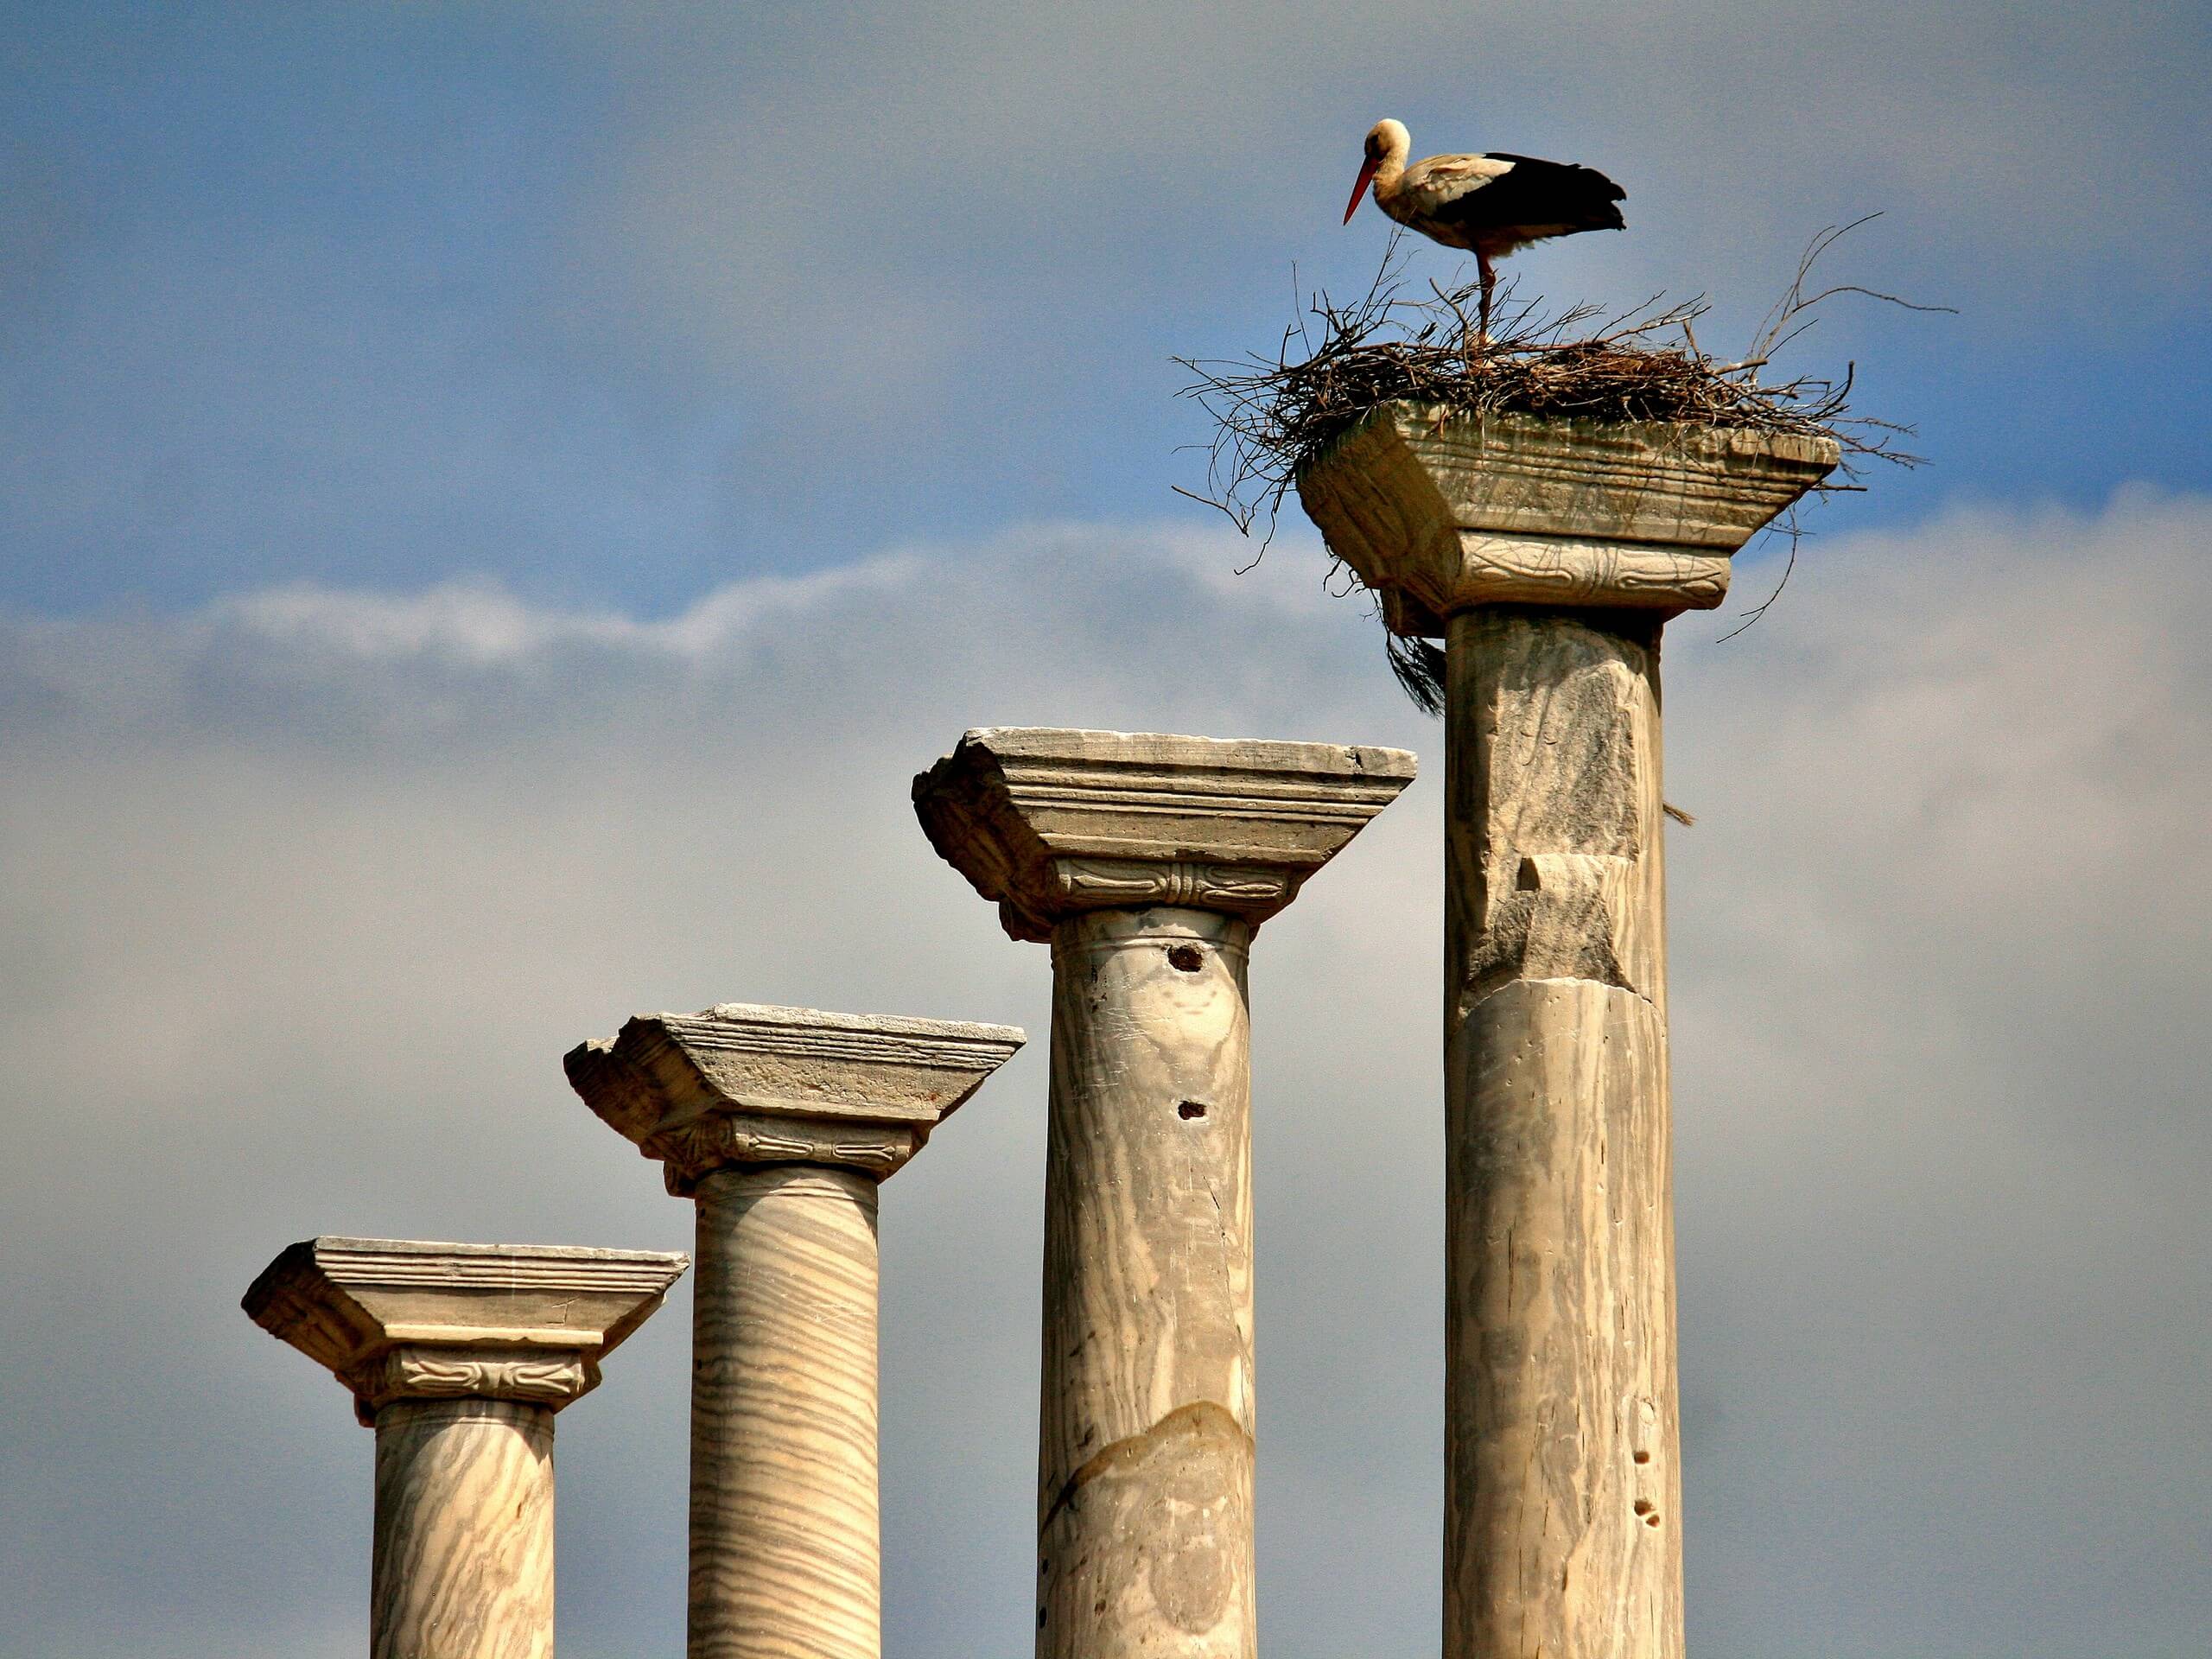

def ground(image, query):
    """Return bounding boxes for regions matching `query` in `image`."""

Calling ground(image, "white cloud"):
[3,495,2208,1657]
[210,554,938,663]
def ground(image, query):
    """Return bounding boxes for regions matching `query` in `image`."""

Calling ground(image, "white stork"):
[1344,118,1625,338]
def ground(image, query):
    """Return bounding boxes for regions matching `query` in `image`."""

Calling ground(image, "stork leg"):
[1475,249,1495,346]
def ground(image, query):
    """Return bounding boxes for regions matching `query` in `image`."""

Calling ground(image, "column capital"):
[565,1002,1026,1193]
[912,728,1417,942]
[1294,406,1840,631]
[242,1236,687,1424]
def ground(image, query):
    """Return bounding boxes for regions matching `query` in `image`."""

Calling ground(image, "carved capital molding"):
[567,1003,1024,1189]
[915,728,1415,941]
[242,1237,687,1424]
[642,1109,921,1194]
[1294,406,1839,628]
[988,856,1298,942]
[343,1344,598,1423]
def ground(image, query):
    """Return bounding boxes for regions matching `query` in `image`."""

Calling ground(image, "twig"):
[1716,512,1803,643]
[1173,212,1946,676]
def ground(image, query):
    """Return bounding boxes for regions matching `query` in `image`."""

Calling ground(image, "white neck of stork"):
[1344,118,1412,223]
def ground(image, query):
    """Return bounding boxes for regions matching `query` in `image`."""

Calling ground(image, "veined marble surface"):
[372,1400,556,1659]
[690,1166,882,1659]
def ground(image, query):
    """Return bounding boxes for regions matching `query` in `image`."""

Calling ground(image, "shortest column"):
[244,1236,690,1659]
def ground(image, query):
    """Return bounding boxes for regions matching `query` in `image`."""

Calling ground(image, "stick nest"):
[1178,228,1927,542]
[1173,219,1940,709]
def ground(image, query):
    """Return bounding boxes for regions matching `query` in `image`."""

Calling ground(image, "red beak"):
[1343,156,1380,225]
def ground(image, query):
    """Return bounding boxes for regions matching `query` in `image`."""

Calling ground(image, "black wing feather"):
[1435,155,1626,235]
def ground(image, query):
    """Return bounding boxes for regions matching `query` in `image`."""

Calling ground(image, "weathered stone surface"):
[1446,609,1667,1016]
[915,725,1414,1659]
[912,728,1416,941]
[565,1003,1024,1659]
[244,1237,686,1659]
[1440,607,1685,1659]
[1039,908,1256,1659]
[565,1002,1025,1192]
[1039,1401,1255,1659]
[1448,980,1680,1659]
[1295,406,1840,624]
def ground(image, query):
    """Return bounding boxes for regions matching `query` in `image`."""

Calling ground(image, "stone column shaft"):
[691,1166,882,1659]
[566,1003,1025,1659]
[1297,405,1837,1659]
[374,1399,556,1659]
[914,728,1416,1659]
[1443,607,1680,1658]
[243,1237,688,1659]
[1039,906,1255,1659]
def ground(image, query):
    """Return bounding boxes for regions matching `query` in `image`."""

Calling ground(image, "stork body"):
[1344,118,1625,336]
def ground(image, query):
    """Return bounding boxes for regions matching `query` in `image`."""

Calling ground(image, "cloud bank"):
[3,497,2207,1658]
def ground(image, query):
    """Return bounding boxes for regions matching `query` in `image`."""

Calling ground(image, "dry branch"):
[1173,223,1947,709]
[1174,223,1936,555]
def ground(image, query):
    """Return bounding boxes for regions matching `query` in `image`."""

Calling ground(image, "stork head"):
[1344,119,1410,224]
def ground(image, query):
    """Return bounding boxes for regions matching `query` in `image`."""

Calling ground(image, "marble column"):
[1298,410,1839,1658]
[243,1236,689,1659]
[564,1002,1025,1659]
[913,728,1417,1659]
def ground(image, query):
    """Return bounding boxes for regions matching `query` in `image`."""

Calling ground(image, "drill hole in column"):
[1167,944,1205,972]
[1178,1100,1209,1121]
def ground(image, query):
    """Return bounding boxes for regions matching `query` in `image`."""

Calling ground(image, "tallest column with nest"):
[1300,408,1835,1657]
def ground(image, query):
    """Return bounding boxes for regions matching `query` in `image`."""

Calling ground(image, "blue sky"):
[3,7,2209,1659]
[3,3,2207,616]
